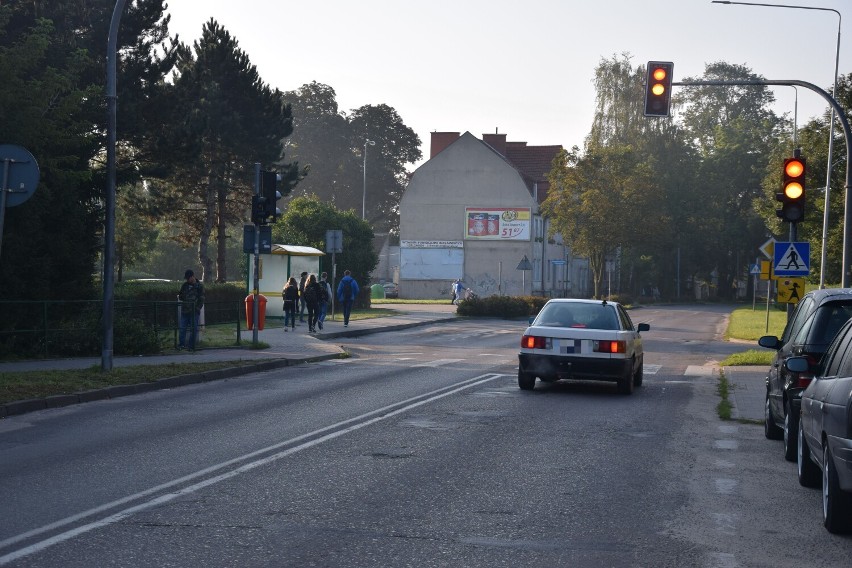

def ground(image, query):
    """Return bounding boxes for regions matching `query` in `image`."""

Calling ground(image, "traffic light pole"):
[674,79,852,287]
[252,163,261,347]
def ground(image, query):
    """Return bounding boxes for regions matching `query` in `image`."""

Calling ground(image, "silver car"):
[518,299,649,394]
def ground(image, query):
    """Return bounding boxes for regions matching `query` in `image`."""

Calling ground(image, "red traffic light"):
[644,61,674,117]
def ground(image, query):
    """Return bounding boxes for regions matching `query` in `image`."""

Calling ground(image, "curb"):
[314,316,458,339]
[0,352,346,419]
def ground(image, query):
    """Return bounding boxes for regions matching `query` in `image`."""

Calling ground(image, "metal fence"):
[0,300,245,360]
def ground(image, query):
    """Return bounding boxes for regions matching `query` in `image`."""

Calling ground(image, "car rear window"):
[536,303,619,330]
[807,301,852,346]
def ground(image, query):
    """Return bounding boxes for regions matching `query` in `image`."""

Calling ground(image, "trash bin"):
[370,283,386,299]
[245,294,267,330]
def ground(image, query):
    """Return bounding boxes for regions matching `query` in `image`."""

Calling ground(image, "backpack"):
[341,279,352,300]
[304,283,318,304]
[319,282,330,303]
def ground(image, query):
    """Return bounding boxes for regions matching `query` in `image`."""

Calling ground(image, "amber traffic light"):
[644,61,674,117]
[776,157,806,223]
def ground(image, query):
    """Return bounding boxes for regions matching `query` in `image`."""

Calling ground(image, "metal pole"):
[710,2,842,288]
[101,0,128,372]
[0,159,10,257]
[252,163,261,346]
[362,139,375,220]
[674,78,852,287]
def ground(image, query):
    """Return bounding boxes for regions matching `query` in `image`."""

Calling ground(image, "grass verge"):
[0,361,262,405]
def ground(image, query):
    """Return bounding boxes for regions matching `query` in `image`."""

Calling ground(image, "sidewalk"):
[0,303,459,417]
[723,365,769,422]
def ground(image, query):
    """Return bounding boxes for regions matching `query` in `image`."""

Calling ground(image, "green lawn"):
[720,305,789,366]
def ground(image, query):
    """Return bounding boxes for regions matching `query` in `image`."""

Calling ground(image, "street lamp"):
[711,1,841,288]
[362,139,375,220]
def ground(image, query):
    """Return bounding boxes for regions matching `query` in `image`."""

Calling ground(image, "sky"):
[164,0,850,169]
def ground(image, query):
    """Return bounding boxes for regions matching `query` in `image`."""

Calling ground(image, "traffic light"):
[776,157,806,223]
[644,61,674,117]
[251,194,266,225]
[260,170,282,223]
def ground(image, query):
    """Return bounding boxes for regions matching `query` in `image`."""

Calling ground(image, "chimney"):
[430,132,461,159]
[482,132,507,156]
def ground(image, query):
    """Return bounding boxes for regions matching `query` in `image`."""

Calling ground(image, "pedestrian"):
[303,273,321,333]
[317,271,332,330]
[336,269,360,327]
[452,278,468,305]
[298,271,308,323]
[282,276,299,331]
[178,269,204,351]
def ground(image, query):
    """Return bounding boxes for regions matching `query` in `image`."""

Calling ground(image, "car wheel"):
[823,443,852,533]
[633,359,644,387]
[518,372,536,391]
[764,395,783,440]
[617,361,635,395]
[783,400,798,462]
[797,418,821,488]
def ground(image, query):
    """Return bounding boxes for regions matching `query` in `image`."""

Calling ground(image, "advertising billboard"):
[464,207,531,240]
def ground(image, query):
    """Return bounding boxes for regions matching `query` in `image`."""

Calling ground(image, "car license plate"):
[557,339,581,354]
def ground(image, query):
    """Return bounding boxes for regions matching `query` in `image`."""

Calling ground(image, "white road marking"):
[0,374,504,565]
[644,364,662,374]
[413,358,463,368]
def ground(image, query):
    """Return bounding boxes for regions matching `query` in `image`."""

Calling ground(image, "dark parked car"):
[758,289,852,461]
[786,319,852,533]
[518,299,649,394]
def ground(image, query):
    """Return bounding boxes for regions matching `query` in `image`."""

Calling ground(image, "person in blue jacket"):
[336,270,360,327]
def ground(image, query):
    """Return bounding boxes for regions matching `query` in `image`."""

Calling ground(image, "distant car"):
[517,298,649,394]
[758,289,852,461]
[787,318,852,533]
[382,282,399,299]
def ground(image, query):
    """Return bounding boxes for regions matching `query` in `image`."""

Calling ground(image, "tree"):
[348,104,421,233]
[543,146,661,298]
[0,0,176,300]
[281,84,421,234]
[152,19,296,283]
[678,62,785,297]
[271,196,378,304]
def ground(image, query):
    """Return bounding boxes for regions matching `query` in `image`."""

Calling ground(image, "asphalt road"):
[0,306,849,567]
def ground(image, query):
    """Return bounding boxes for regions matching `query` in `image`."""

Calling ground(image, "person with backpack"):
[282,277,299,332]
[317,272,332,330]
[298,271,308,324]
[303,273,322,333]
[336,269,360,328]
[177,269,205,350]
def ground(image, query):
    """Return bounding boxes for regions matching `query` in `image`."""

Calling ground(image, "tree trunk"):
[198,179,216,282]
[216,185,228,283]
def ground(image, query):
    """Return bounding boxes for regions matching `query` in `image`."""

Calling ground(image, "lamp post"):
[712,1,841,288]
[102,0,128,371]
[362,139,375,220]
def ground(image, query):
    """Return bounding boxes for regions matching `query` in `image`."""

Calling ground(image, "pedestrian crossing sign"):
[773,241,810,277]
[777,278,805,304]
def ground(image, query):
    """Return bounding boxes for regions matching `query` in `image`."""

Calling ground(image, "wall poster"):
[464,207,531,240]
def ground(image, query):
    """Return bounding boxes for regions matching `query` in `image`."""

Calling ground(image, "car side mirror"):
[638,323,650,332]
[758,335,781,350]
[785,356,809,374]
[528,316,536,325]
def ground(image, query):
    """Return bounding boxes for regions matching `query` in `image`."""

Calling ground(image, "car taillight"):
[594,340,625,353]
[522,335,549,349]
[793,354,818,388]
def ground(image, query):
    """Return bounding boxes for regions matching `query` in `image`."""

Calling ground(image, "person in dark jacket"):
[303,274,322,333]
[336,270,360,327]
[178,269,204,350]
[298,271,308,323]
[282,277,299,331]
